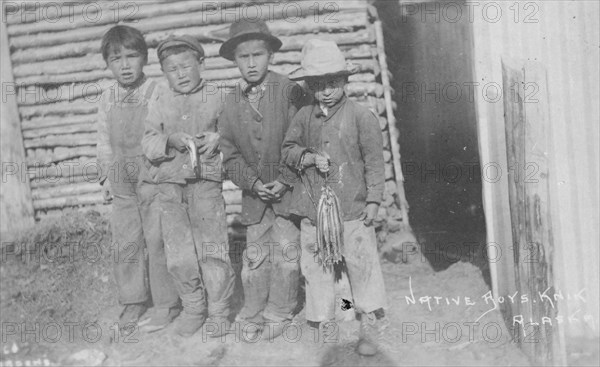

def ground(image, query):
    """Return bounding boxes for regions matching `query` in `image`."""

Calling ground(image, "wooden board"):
[501,59,560,365]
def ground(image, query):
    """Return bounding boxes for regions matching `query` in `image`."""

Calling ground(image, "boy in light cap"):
[218,19,310,341]
[282,39,388,356]
[138,35,235,337]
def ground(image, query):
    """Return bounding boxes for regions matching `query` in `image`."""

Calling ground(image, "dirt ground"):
[0,211,590,366]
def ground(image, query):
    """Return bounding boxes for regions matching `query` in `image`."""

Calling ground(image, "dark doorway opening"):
[374,0,489,284]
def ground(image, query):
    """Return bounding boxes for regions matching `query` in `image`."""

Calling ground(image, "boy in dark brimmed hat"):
[96,25,178,334]
[282,39,389,356]
[218,19,310,340]
[138,35,235,337]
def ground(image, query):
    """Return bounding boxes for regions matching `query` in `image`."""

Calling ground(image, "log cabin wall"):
[3,1,404,236]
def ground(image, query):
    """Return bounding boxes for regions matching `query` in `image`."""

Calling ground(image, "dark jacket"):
[281,95,385,223]
[219,71,309,225]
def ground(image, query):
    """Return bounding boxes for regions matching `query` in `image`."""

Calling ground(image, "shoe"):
[206,316,232,338]
[261,319,290,341]
[140,307,181,333]
[355,311,387,357]
[174,312,206,337]
[118,303,147,336]
[236,319,262,343]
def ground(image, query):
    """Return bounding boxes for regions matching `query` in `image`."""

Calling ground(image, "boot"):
[119,303,147,336]
[174,311,206,337]
[207,316,232,338]
[356,311,388,357]
[261,318,291,341]
[140,307,181,333]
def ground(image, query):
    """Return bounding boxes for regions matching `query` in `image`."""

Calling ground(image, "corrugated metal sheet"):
[471,0,599,345]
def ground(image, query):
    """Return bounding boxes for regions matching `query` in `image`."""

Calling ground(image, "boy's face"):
[106,46,146,87]
[161,50,204,94]
[306,75,346,107]
[233,40,273,85]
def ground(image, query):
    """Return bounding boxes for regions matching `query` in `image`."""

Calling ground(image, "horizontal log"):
[3,0,172,26]
[21,114,97,131]
[22,122,96,139]
[7,0,241,35]
[27,145,96,166]
[24,132,98,149]
[12,28,374,65]
[10,4,366,49]
[226,204,242,215]
[345,82,384,98]
[33,192,104,210]
[31,182,100,200]
[30,173,99,189]
[19,100,98,119]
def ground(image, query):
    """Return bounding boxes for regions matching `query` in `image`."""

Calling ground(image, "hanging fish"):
[316,183,344,272]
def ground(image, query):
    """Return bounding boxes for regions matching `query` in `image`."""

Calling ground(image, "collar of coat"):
[170,79,206,96]
[238,71,271,96]
[314,94,348,119]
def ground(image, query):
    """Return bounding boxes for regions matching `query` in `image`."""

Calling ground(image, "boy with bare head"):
[97,25,179,334]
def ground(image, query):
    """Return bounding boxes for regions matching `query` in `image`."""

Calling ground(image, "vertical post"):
[374,18,411,228]
[1,16,35,234]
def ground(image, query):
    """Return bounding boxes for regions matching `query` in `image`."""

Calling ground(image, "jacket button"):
[182,115,189,120]
[183,164,188,169]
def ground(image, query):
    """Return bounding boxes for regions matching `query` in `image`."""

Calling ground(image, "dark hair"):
[101,25,148,63]
[159,46,203,64]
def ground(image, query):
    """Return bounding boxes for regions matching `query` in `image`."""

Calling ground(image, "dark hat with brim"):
[157,35,205,62]
[219,19,282,61]
[288,39,359,81]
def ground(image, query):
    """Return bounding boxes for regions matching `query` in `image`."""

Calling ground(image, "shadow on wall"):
[373,0,489,282]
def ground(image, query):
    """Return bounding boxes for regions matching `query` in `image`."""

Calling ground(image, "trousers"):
[300,218,388,322]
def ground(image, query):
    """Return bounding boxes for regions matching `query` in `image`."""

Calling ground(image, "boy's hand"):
[314,154,330,173]
[168,132,193,152]
[360,203,379,227]
[302,152,330,173]
[102,180,113,203]
[196,132,219,156]
[252,180,276,202]
[263,181,288,201]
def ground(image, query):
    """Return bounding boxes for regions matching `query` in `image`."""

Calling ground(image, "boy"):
[96,25,178,333]
[282,39,388,356]
[218,19,309,340]
[138,35,235,337]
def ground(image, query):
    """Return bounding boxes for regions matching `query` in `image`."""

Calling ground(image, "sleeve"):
[218,96,260,191]
[281,108,310,173]
[277,82,307,186]
[95,91,112,185]
[358,108,385,204]
[141,91,174,163]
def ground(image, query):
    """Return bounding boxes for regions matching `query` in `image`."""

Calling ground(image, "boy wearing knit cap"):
[96,25,179,334]
[282,39,388,356]
[218,19,309,340]
[138,35,235,337]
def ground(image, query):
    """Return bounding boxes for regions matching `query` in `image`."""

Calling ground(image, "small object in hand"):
[316,184,344,272]
[185,138,200,178]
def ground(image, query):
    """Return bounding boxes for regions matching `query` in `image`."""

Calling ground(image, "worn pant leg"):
[137,182,179,309]
[342,220,388,314]
[110,178,148,305]
[300,218,337,322]
[187,181,235,319]
[158,183,206,315]
[237,208,275,323]
[262,215,301,322]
